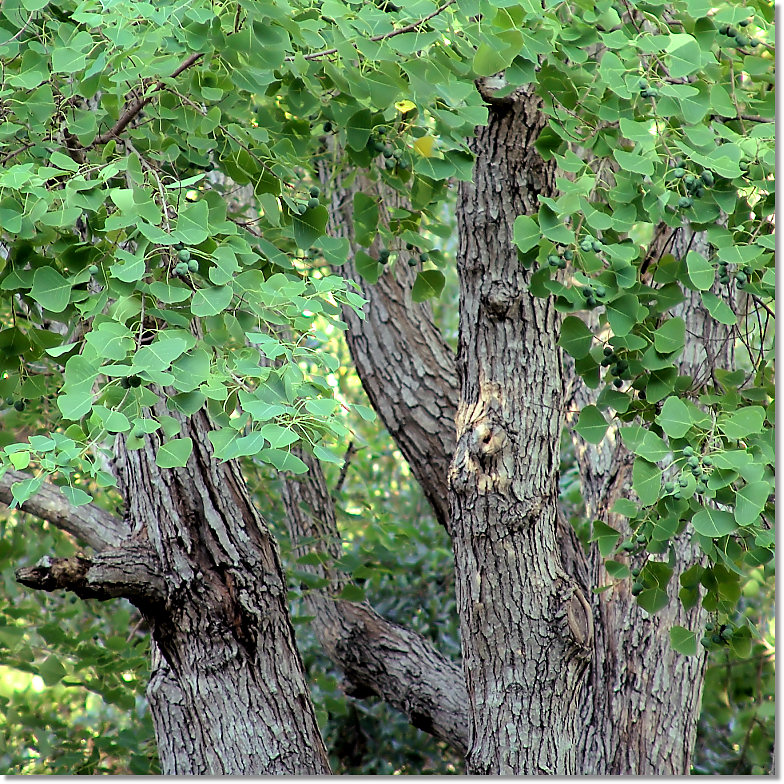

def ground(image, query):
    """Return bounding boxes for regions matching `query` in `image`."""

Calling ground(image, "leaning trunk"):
[111,408,330,775]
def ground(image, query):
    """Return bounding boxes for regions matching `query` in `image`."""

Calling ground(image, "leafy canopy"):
[0,0,774,662]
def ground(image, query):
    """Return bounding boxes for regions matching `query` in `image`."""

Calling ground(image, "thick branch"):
[16,542,166,604]
[324,173,458,530]
[0,470,128,550]
[281,450,469,754]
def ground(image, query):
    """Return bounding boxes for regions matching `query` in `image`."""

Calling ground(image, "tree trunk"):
[450,88,592,774]
[111,408,330,775]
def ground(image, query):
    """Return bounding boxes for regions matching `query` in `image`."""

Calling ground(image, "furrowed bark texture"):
[567,230,733,774]
[281,450,469,754]
[111,409,330,775]
[323,170,458,530]
[451,88,592,774]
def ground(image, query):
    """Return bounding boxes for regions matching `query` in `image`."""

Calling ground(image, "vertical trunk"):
[450,89,592,774]
[111,408,330,775]
[569,231,733,774]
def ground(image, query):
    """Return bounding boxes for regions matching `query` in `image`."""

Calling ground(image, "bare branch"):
[281,450,469,754]
[0,470,128,550]
[16,541,166,605]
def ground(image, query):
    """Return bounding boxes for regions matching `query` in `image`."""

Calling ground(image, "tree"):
[0,0,774,775]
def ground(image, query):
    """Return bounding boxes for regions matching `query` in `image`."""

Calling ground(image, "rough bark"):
[567,229,735,774]
[450,87,592,774]
[281,449,469,754]
[323,171,458,530]
[107,407,330,775]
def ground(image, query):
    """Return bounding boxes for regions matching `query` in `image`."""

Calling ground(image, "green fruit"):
[705,622,714,632]
[580,240,593,252]
[718,25,730,35]
[726,27,738,38]
[132,429,145,439]
[735,272,748,284]
[613,378,623,388]
[323,121,333,132]
[175,262,188,275]
[631,566,641,577]
[647,88,659,98]
[13,400,25,412]
[635,534,647,544]
[702,456,713,466]
[696,482,707,493]
[684,174,697,187]
[700,638,711,649]
[407,257,417,267]
[382,147,393,158]
[719,275,730,285]
[120,377,131,389]
[406,242,414,250]
[700,171,714,187]
[638,78,648,89]
[678,477,689,487]
[384,159,395,170]
[688,455,699,467]
[592,241,602,252]
[297,203,308,214]
[307,197,319,209]
[694,186,704,198]
[664,481,675,492]
[631,582,644,596]
[548,254,560,267]
[678,196,693,209]
[595,286,606,298]
[748,39,759,48]
[638,390,646,400]
[188,260,199,273]
[419,252,428,263]
[88,264,99,275]
[738,17,750,27]
[600,358,612,368]
[603,346,614,357]
[309,186,320,197]
[640,89,650,98]
[178,249,191,262]
[683,445,694,456]
[734,34,749,47]
[563,250,574,261]
[129,375,142,388]
[379,249,390,260]
[711,634,722,645]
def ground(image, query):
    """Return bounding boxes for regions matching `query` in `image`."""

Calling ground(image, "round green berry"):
[738,17,751,27]
[548,254,560,267]
[678,476,689,487]
[700,171,714,187]
[178,249,191,262]
[307,197,320,209]
[734,34,749,47]
[188,260,199,273]
[563,250,574,261]
[88,264,99,275]
[407,257,417,267]
[631,566,641,577]
[129,375,142,388]
[419,252,428,263]
[603,346,614,357]
[683,446,694,456]
[672,167,686,178]
[631,582,644,596]
[702,456,713,467]
[678,196,693,209]
[309,186,321,197]
[613,378,623,388]
[13,400,25,412]
[664,481,675,492]
[175,262,188,276]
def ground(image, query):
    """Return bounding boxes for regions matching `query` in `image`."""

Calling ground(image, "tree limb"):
[281,449,469,755]
[0,470,128,550]
[16,542,166,605]
[323,172,458,531]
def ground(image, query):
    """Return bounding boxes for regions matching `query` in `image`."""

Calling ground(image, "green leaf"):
[30,267,71,313]
[613,149,654,176]
[669,625,698,656]
[558,316,593,358]
[354,251,380,284]
[346,108,372,151]
[473,43,509,77]
[538,205,573,245]
[259,448,309,474]
[38,655,67,686]
[606,294,644,337]
[575,405,608,444]
[352,193,378,247]
[191,285,233,317]
[666,34,704,79]
[632,457,662,506]
[60,486,93,506]
[155,438,194,468]
[621,426,670,462]
[411,270,446,302]
[591,520,621,558]
[685,251,714,290]
[636,587,669,614]
[701,292,736,325]
[656,396,692,438]
[720,407,765,439]
[691,507,737,538]
[336,584,366,602]
[513,215,540,253]
[653,318,685,354]
[293,205,328,249]
[174,200,210,245]
[734,481,769,526]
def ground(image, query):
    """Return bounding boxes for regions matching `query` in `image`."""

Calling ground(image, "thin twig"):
[290,0,455,62]
[92,52,204,145]
[333,441,357,495]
